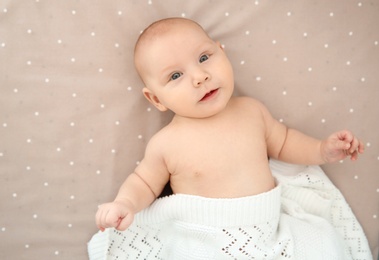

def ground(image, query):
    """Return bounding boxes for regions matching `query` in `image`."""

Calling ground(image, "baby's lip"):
[199,88,219,102]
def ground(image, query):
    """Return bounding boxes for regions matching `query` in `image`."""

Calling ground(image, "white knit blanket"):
[88,160,372,260]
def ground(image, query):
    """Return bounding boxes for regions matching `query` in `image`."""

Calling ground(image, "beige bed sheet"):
[0,1,378,259]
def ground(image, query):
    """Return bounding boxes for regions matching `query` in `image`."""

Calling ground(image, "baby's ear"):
[216,41,224,50]
[142,87,168,112]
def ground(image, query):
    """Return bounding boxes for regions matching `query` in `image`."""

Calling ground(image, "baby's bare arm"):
[96,134,170,231]
[96,173,155,231]
[261,100,363,165]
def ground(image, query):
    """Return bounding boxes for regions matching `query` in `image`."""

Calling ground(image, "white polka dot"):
[44,182,49,187]
[96,170,101,175]
[375,41,378,46]
[3,123,7,127]
[68,223,73,228]
[70,195,75,200]
[272,40,277,44]
[181,13,186,18]
[33,214,38,219]
[148,0,152,4]
[71,58,76,62]
[245,31,250,35]
[26,139,32,143]
[70,122,75,127]
[324,43,329,48]
[147,107,152,112]
[225,12,229,16]
[361,77,366,82]
[91,32,96,36]
[254,1,259,5]
[282,91,287,96]
[115,121,120,125]
[349,108,354,113]
[98,68,103,73]
[240,60,245,65]
[127,86,132,91]
[287,11,292,16]
[117,11,122,15]
[303,32,308,37]
[57,39,62,44]
[13,88,18,93]
[12,193,17,198]
[27,61,32,65]
[34,111,40,116]
[89,139,94,143]
[346,61,351,65]
[332,87,337,91]
[100,104,105,108]
[26,166,31,170]
[0,152,4,157]
[358,2,363,7]
[1,227,5,232]
[308,67,313,72]
[69,161,74,166]
[111,149,116,154]
[56,147,61,152]
[321,119,326,123]
[374,215,377,219]
[45,78,49,83]
[308,102,313,107]
[54,251,59,255]
[366,142,371,147]
[27,29,32,34]
[72,93,77,98]
[329,12,334,17]
[256,76,261,81]
[283,57,288,62]
[114,43,119,48]
[71,10,76,15]
[138,135,143,139]
[25,244,30,249]
[279,119,284,123]
[354,175,358,180]
[3,8,7,13]
[1,42,5,47]
[349,31,353,36]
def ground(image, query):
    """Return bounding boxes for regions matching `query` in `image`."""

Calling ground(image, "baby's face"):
[138,21,234,119]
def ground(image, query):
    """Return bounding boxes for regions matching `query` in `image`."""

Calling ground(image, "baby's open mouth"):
[200,88,219,102]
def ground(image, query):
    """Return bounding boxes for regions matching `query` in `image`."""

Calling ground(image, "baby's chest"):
[167,129,267,175]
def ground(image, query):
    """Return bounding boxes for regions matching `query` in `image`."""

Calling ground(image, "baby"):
[95,17,364,232]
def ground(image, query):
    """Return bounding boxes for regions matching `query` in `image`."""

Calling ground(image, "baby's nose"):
[194,73,210,87]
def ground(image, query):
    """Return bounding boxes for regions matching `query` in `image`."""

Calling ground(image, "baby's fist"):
[95,200,135,232]
[321,130,364,163]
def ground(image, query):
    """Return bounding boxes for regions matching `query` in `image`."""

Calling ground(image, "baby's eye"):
[199,54,209,63]
[170,72,182,81]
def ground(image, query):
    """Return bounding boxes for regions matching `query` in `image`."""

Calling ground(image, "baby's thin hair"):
[134,17,206,55]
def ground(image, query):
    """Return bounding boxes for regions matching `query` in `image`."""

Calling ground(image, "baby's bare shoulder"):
[230,96,267,114]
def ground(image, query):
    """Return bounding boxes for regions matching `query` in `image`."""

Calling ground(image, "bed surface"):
[1,1,378,259]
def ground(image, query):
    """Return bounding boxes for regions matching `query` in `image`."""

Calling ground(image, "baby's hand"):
[95,200,135,232]
[321,130,364,163]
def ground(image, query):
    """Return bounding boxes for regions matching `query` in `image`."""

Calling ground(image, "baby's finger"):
[335,139,350,150]
[349,137,360,154]
[95,206,103,227]
[117,212,134,231]
[350,149,359,161]
[358,140,365,154]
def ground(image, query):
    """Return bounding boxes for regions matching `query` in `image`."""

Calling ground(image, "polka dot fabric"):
[0,0,378,259]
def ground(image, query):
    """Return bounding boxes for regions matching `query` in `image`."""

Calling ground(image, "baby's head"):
[134,18,234,119]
